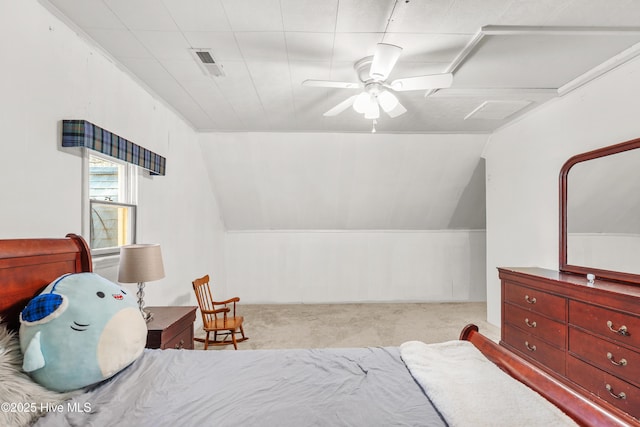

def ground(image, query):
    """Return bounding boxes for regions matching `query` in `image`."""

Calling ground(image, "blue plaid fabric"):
[62,120,166,176]
[21,294,64,323]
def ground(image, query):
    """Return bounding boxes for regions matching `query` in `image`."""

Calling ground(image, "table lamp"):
[118,244,165,322]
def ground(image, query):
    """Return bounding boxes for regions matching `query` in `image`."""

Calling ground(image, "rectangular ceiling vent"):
[464,100,532,120]
[189,49,225,77]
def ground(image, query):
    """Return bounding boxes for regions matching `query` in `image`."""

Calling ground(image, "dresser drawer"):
[567,355,640,419]
[569,300,640,349]
[569,327,640,388]
[504,302,566,349]
[503,324,566,375]
[504,282,566,321]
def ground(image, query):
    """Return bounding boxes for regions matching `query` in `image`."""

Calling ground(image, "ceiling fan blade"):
[369,43,402,81]
[390,73,453,91]
[303,79,360,89]
[323,95,358,117]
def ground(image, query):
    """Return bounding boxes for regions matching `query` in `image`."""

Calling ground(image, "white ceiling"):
[36,0,640,231]
[43,0,640,134]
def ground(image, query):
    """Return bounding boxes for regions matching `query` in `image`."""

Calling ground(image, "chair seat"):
[205,316,244,331]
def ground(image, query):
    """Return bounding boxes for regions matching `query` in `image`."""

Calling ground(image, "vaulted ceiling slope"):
[199,133,487,230]
[44,0,640,134]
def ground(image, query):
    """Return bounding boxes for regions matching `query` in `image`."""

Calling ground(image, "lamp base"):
[141,307,153,323]
[137,282,153,323]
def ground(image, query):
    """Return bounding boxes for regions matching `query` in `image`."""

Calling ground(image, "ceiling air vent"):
[189,49,225,77]
[464,100,531,120]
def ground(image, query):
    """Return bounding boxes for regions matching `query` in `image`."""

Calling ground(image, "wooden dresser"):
[145,306,197,350]
[499,267,640,423]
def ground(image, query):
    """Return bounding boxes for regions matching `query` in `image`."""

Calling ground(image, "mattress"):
[35,346,445,426]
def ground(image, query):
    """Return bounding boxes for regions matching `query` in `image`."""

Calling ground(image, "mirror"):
[560,137,640,284]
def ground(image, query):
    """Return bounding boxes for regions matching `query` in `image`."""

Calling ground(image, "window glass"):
[87,154,137,254]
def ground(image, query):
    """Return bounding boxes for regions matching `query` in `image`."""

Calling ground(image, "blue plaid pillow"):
[21,294,65,323]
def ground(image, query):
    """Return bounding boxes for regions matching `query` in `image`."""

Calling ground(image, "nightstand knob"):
[175,339,185,349]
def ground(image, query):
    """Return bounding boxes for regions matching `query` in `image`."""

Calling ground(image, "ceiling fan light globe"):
[378,90,399,111]
[364,101,380,119]
[353,92,372,113]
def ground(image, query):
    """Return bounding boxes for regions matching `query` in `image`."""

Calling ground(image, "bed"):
[0,234,634,426]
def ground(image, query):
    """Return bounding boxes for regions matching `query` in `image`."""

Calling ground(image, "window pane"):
[90,201,136,250]
[89,156,123,202]
[87,153,136,254]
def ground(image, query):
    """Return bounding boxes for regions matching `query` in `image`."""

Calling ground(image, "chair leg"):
[231,329,238,350]
[204,331,209,350]
[239,325,247,340]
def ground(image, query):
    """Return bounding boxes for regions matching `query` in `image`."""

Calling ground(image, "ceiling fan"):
[302,43,453,120]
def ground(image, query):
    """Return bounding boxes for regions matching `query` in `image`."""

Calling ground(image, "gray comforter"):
[35,347,445,427]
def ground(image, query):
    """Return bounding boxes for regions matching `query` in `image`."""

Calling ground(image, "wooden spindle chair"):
[192,275,248,350]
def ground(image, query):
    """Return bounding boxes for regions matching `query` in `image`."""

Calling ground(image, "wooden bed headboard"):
[0,233,92,332]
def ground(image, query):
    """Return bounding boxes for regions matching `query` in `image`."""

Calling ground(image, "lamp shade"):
[118,244,165,283]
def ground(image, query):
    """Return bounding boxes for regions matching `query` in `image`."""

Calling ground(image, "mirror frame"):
[560,136,640,285]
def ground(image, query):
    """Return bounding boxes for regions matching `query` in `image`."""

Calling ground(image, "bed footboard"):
[460,324,637,427]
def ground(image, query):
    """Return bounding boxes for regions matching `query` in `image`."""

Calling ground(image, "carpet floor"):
[194,302,499,350]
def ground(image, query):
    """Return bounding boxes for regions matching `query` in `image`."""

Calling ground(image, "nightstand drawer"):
[146,306,197,350]
[163,325,194,350]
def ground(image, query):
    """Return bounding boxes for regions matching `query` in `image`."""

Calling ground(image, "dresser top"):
[498,267,640,299]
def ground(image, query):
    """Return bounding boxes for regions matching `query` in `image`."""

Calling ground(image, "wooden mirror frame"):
[560,136,640,285]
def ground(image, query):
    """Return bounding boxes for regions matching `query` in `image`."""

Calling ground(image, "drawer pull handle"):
[524,318,537,328]
[606,321,630,336]
[175,339,185,350]
[524,295,537,304]
[605,384,627,400]
[606,352,628,366]
[524,341,536,352]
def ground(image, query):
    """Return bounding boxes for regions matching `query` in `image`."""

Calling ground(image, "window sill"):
[92,253,120,270]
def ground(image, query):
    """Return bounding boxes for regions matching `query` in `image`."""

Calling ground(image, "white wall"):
[484,54,640,325]
[199,131,488,304]
[225,230,486,303]
[0,1,226,306]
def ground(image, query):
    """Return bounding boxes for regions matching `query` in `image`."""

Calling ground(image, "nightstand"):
[145,306,197,349]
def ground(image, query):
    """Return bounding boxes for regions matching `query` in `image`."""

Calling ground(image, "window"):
[85,153,137,255]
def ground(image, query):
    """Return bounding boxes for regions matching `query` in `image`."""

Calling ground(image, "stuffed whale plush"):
[19,273,147,392]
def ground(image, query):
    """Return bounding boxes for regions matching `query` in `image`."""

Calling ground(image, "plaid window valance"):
[62,120,166,176]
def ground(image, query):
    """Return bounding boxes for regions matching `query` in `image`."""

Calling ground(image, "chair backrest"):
[192,275,219,326]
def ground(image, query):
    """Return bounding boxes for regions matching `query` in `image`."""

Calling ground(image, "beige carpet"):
[194,302,499,350]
